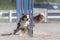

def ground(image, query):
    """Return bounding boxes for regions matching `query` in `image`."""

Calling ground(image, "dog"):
[34,14,44,23]
[14,13,44,36]
[14,14,30,36]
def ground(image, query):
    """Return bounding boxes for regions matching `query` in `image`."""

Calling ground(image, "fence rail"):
[0,8,60,22]
[34,8,60,22]
[48,10,60,19]
[0,10,16,22]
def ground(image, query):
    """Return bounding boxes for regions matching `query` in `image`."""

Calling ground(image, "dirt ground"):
[0,23,60,40]
[0,34,60,40]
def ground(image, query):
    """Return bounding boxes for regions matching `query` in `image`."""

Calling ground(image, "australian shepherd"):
[14,14,30,36]
[14,13,44,36]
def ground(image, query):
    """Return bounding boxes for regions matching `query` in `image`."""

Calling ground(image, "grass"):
[0,5,16,10]
[0,0,16,10]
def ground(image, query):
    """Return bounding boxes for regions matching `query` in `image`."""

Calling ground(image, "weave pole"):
[16,0,22,23]
[28,0,34,37]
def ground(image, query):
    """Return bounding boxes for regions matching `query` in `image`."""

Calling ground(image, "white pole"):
[9,10,12,22]
[0,12,2,19]
[44,9,48,22]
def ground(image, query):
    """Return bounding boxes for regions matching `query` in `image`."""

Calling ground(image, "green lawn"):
[0,5,16,10]
[0,0,16,10]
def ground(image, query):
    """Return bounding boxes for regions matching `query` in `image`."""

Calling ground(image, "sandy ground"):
[0,34,60,40]
[0,23,60,40]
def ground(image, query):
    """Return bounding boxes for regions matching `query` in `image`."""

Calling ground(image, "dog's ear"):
[22,13,26,15]
[22,14,25,15]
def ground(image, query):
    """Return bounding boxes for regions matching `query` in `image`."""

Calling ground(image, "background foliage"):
[35,0,60,3]
[0,0,60,10]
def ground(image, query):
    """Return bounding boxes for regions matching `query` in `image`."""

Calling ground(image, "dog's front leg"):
[13,23,20,35]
